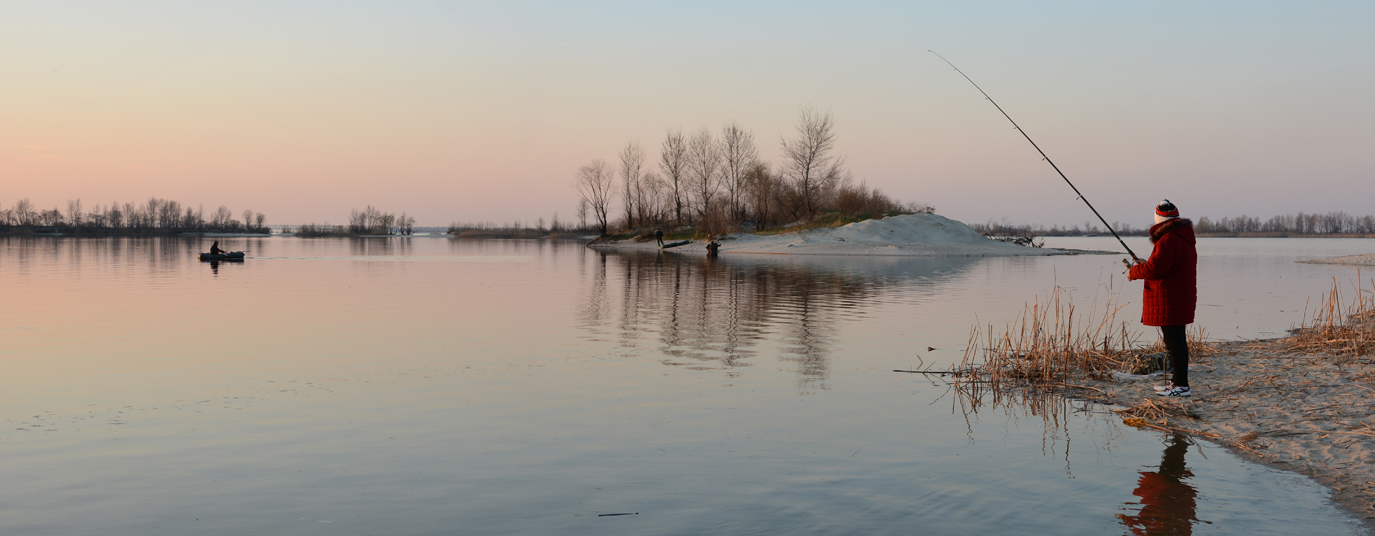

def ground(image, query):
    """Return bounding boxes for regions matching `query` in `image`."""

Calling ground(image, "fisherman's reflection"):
[1119,434,1200,535]
[209,260,220,275]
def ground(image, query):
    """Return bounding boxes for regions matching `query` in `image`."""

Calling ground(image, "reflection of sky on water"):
[0,237,1366,535]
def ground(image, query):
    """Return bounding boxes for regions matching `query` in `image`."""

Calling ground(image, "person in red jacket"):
[1128,200,1198,397]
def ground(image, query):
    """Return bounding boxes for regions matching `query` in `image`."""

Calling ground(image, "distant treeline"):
[574,107,932,237]
[446,217,593,239]
[0,197,267,236]
[293,206,417,237]
[970,211,1375,238]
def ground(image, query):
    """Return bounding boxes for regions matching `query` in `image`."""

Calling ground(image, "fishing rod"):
[929,50,1139,262]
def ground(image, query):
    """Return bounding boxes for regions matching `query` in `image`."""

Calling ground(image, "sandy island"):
[1063,340,1375,530]
[1303,253,1375,267]
[590,213,1106,257]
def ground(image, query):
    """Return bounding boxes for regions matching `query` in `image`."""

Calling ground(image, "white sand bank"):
[591,214,1082,257]
[1301,253,1375,266]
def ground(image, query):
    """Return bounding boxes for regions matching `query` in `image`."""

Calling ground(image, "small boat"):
[198,251,246,262]
[660,240,691,250]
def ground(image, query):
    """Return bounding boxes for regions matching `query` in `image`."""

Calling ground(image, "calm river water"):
[2,236,1372,535]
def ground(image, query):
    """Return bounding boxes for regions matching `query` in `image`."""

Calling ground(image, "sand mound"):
[717,214,1063,256]
[1301,252,1375,266]
[828,213,996,245]
[590,213,1076,257]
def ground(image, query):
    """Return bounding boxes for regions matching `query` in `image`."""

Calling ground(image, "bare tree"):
[107,202,123,228]
[182,207,197,229]
[744,162,777,228]
[659,130,688,225]
[577,199,589,229]
[686,127,722,223]
[39,207,63,226]
[638,170,665,225]
[394,212,414,235]
[254,212,267,231]
[780,107,845,215]
[211,205,234,229]
[720,123,757,223]
[243,209,256,231]
[575,159,617,236]
[350,206,394,234]
[14,198,35,225]
[619,142,644,230]
[66,199,84,227]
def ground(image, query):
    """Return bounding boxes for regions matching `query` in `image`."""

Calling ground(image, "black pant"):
[1161,325,1189,387]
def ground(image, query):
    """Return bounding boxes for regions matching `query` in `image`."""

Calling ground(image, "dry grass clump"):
[1113,399,1218,438]
[1115,399,1198,425]
[1286,276,1375,359]
[956,284,1141,391]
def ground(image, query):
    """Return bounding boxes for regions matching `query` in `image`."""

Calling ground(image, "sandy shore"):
[1303,253,1375,266]
[1069,340,1375,530]
[589,214,1096,257]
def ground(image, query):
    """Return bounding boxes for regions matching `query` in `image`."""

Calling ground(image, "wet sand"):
[1073,340,1375,531]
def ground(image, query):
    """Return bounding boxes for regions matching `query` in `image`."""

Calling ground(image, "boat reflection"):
[578,249,978,391]
[1118,434,1204,535]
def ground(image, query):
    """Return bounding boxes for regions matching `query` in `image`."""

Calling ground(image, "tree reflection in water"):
[577,250,974,393]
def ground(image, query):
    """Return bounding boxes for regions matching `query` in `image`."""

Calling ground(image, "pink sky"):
[5,2,1373,227]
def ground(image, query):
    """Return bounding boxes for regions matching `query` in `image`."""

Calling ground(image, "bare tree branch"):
[619,142,644,229]
[780,107,844,216]
[686,127,722,223]
[575,159,618,236]
[721,123,757,223]
[658,130,688,225]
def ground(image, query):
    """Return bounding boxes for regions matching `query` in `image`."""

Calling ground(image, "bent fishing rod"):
[929,51,1139,262]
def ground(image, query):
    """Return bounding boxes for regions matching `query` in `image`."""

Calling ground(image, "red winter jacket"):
[1128,218,1197,326]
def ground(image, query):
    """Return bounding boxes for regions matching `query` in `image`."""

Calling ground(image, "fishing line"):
[928,50,1138,260]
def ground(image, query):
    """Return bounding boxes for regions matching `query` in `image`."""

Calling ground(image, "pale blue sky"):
[4,1,1372,226]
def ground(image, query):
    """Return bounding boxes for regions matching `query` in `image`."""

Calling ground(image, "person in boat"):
[1128,200,1198,398]
[209,241,225,255]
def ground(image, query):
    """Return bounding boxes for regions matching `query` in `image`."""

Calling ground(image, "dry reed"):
[952,280,1220,397]
[955,284,1141,392]
[1285,274,1375,359]
[1114,399,1198,424]
[1113,399,1218,438]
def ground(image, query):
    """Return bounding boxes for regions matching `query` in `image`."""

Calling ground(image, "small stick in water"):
[598,513,638,517]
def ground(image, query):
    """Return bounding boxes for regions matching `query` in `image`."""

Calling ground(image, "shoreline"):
[1062,339,1375,531]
